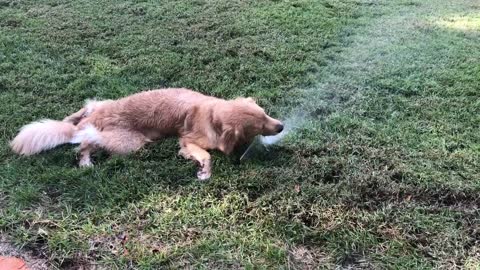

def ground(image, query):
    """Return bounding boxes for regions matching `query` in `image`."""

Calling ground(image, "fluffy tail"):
[10,120,77,156]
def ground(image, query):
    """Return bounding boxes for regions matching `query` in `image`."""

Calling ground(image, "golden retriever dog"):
[10,88,284,179]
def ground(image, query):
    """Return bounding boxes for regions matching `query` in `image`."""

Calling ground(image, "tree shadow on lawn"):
[3,137,298,212]
[1,137,301,267]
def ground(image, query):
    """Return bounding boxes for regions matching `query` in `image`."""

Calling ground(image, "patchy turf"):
[0,0,479,268]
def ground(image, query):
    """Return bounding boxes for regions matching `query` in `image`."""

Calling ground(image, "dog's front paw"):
[79,158,93,167]
[196,169,211,181]
[178,148,192,159]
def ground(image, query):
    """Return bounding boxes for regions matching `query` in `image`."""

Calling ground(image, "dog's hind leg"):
[100,129,149,155]
[73,124,101,167]
[179,142,212,180]
[75,126,148,167]
[63,100,111,125]
[79,140,95,167]
[63,108,87,125]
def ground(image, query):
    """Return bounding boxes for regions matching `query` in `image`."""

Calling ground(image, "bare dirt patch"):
[0,235,48,270]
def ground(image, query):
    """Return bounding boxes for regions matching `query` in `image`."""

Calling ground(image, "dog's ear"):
[234,97,256,104]
[245,97,256,104]
[218,126,242,155]
[183,105,199,132]
[212,105,244,155]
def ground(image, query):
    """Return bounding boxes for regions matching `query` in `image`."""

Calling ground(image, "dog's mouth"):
[263,131,279,136]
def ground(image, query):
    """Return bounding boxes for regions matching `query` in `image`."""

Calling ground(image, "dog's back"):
[76,88,220,139]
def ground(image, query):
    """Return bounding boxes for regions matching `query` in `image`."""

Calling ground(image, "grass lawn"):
[1,0,479,268]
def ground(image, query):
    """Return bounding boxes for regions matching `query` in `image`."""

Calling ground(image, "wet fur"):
[10,88,283,179]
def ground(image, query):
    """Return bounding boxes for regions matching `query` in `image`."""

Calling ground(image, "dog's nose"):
[276,123,284,133]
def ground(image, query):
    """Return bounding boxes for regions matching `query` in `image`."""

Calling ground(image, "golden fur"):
[10,88,283,179]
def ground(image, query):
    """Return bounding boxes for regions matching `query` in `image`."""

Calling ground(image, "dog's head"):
[215,97,283,154]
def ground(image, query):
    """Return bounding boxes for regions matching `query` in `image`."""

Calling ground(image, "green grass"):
[1,0,479,268]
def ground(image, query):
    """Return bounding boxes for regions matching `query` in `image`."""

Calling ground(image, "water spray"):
[239,113,304,161]
[239,138,259,161]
